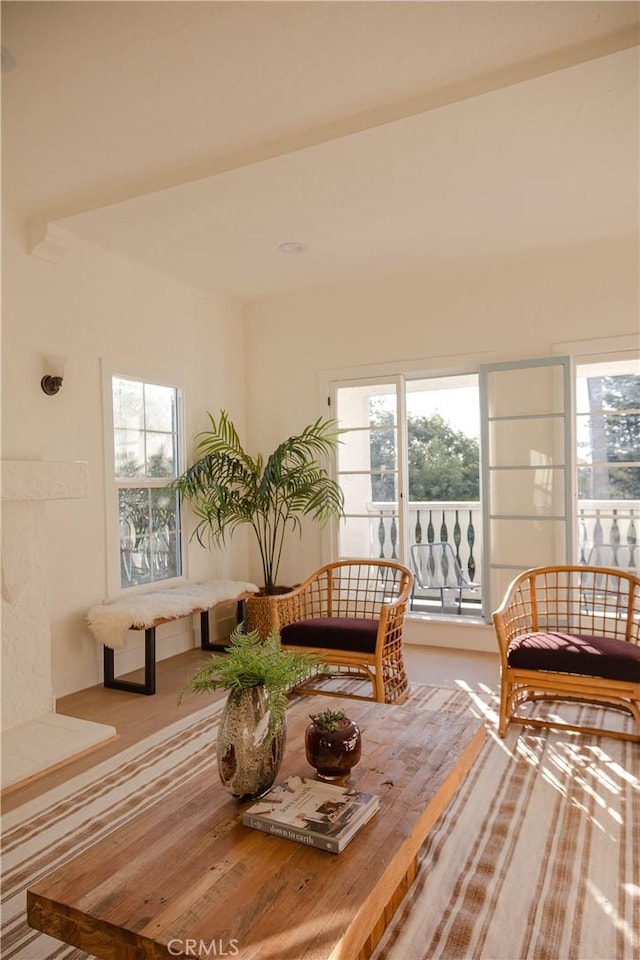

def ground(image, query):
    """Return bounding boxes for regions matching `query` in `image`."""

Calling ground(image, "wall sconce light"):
[41,354,67,396]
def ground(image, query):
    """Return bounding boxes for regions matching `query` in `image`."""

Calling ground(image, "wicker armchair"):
[269,559,414,704]
[493,565,640,742]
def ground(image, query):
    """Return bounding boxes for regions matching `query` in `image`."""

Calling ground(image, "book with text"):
[242,775,379,853]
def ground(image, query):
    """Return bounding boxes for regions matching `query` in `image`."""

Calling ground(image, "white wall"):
[2,214,248,697]
[244,234,640,648]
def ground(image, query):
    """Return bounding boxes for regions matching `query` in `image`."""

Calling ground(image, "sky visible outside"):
[407,386,480,440]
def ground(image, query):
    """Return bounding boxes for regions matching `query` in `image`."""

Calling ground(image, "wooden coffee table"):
[27,694,485,960]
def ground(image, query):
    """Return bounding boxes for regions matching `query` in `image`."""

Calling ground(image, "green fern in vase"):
[179,624,318,736]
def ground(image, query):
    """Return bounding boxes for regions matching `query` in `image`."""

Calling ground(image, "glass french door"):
[480,356,573,612]
[329,358,573,620]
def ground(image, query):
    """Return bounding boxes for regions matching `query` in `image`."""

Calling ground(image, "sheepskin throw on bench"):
[87,580,258,649]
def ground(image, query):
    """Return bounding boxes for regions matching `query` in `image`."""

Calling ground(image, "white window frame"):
[101,358,188,599]
[328,374,408,566]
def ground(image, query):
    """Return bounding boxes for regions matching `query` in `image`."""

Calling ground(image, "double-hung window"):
[103,362,185,594]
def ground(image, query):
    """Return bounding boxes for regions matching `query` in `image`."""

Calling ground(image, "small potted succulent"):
[305,708,362,782]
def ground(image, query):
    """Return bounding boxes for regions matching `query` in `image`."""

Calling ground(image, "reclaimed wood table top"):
[27,694,486,960]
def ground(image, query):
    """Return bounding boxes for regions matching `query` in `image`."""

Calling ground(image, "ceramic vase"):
[305,716,362,782]
[217,686,286,800]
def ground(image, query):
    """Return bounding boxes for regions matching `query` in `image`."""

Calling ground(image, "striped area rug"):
[374,692,640,960]
[1,685,638,960]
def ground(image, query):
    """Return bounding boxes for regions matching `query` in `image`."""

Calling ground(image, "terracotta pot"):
[305,716,362,782]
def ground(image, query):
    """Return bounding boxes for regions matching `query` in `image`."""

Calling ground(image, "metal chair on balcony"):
[410,542,480,614]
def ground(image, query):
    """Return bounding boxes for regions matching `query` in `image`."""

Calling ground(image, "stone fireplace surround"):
[1,460,116,792]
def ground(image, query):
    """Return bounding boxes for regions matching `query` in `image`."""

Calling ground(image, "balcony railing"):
[577,503,638,571]
[369,502,482,617]
[367,499,638,617]
[370,502,482,575]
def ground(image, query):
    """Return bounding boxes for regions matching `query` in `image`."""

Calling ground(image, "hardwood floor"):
[2,644,499,815]
[1,649,224,814]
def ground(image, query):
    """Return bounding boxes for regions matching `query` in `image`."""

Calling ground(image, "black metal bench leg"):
[103,628,156,695]
[200,600,246,651]
[237,598,246,625]
[200,609,226,651]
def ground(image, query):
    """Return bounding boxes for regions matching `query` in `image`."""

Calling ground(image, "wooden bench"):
[87,581,257,696]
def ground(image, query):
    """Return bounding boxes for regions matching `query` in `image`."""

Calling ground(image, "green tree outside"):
[369,403,480,502]
[580,374,640,500]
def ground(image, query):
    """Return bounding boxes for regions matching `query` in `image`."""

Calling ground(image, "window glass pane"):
[490,517,567,567]
[336,392,398,497]
[118,486,181,588]
[406,376,479,434]
[336,426,398,477]
[489,567,522,610]
[336,385,396,429]
[368,429,397,501]
[146,431,176,477]
[576,363,640,499]
[150,488,182,580]
[576,360,640,413]
[578,506,638,569]
[337,475,394,514]
[113,378,144,430]
[577,465,640,501]
[370,470,397,503]
[150,487,177,528]
[489,418,565,469]
[119,488,152,587]
[490,468,565,517]
[114,429,145,478]
[336,467,397,506]
[405,375,480,502]
[144,383,176,432]
[487,365,565,417]
[338,514,400,561]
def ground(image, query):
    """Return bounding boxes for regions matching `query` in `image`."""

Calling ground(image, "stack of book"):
[242,775,379,853]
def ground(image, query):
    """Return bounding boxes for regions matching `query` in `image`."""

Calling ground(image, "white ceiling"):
[2,1,639,301]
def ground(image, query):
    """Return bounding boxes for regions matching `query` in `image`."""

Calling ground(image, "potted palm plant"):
[173,409,344,633]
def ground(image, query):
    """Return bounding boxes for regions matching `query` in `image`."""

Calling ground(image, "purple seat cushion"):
[280,618,378,654]
[507,632,640,682]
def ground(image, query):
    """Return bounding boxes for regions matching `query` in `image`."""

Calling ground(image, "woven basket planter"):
[245,590,300,640]
[245,595,274,640]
